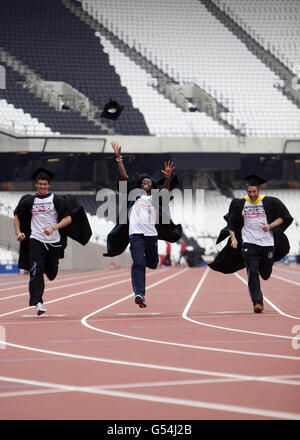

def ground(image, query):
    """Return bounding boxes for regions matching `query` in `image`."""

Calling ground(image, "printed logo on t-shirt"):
[242,199,274,247]
[243,206,266,216]
[32,201,53,213]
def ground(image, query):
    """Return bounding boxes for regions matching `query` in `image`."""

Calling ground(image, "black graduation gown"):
[103,174,182,257]
[14,193,92,271]
[208,196,293,274]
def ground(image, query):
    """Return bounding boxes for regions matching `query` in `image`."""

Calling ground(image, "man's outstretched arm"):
[161,161,175,190]
[111,140,128,180]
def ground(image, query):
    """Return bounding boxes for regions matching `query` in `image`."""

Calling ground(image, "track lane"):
[0,266,300,419]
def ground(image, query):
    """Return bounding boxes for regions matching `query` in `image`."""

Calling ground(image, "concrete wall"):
[60,239,131,270]
[0,214,18,251]
[0,130,296,154]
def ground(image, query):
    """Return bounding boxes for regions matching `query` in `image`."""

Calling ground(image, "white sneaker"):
[36,302,46,316]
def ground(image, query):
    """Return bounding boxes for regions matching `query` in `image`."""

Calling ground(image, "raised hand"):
[161,161,175,178]
[111,140,122,158]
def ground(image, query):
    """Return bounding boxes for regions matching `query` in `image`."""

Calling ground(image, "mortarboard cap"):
[100,100,124,120]
[31,167,55,182]
[244,174,267,186]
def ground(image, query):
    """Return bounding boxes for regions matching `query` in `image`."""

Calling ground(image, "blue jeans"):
[129,234,159,296]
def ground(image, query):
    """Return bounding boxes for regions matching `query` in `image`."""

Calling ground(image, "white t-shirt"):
[242,198,274,246]
[30,193,60,243]
[129,194,158,236]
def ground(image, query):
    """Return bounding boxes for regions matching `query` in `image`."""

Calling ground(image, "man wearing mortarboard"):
[104,141,182,309]
[13,168,92,316]
[209,174,293,313]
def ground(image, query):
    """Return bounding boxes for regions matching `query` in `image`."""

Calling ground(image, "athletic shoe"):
[253,303,264,313]
[135,294,147,308]
[36,302,46,316]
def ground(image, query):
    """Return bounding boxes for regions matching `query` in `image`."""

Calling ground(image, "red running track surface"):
[0,264,299,420]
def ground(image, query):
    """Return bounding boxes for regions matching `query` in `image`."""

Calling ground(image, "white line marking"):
[0,378,242,399]
[95,377,243,390]
[271,273,300,288]
[0,270,132,301]
[0,343,272,381]
[0,388,65,398]
[1,268,299,418]
[235,272,300,320]
[0,268,166,317]
[2,374,300,400]
[183,267,300,342]
[0,271,159,318]
[0,269,127,291]
[0,375,299,420]
[273,266,300,277]
[81,268,300,360]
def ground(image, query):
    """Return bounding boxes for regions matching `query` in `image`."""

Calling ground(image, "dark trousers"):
[129,234,159,296]
[28,238,61,306]
[242,243,274,305]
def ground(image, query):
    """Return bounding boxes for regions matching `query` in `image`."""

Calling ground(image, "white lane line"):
[0,378,242,399]
[0,388,65,398]
[95,377,243,390]
[81,268,300,360]
[0,269,121,292]
[0,343,266,381]
[271,273,300,288]
[0,270,132,301]
[0,269,165,318]
[235,272,300,320]
[2,374,300,400]
[2,268,298,364]
[273,266,300,277]
[1,330,300,385]
[0,278,131,318]
[1,373,300,400]
[183,267,300,340]
[0,375,299,420]
[81,268,188,315]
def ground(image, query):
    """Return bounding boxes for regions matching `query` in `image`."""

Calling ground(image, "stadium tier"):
[80,0,300,137]
[213,0,300,70]
[0,0,149,136]
[0,66,102,135]
[0,0,299,137]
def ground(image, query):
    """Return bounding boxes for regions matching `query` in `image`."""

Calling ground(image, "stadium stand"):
[0,1,299,264]
[99,35,233,136]
[0,97,55,136]
[213,0,300,70]
[0,248,18,265]
[79,0,300,137]
[0,0,149,135]
[0,0,298,137]
[0,65,94,135]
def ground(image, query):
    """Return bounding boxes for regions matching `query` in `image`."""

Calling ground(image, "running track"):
[0,263,300,420]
